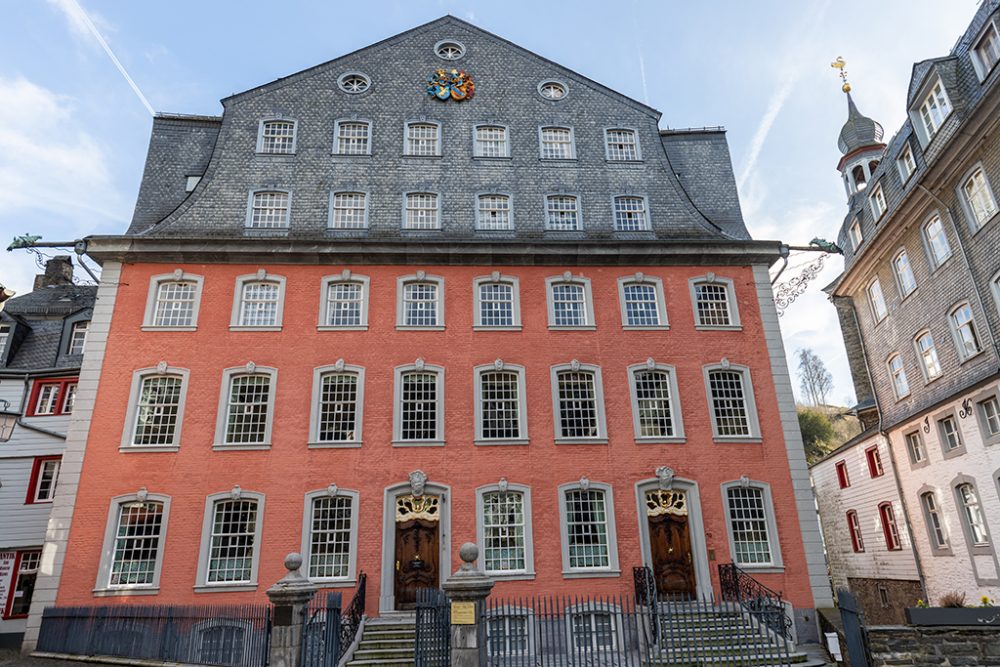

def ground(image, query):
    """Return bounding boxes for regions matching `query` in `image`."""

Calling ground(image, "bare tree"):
[798,348,833,406]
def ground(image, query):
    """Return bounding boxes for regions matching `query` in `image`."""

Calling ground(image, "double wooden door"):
[648,512,696,598]
[393,518,440,609]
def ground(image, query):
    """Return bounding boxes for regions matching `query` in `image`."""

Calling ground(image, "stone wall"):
[868,626,1000,667]
[846,577,922,625]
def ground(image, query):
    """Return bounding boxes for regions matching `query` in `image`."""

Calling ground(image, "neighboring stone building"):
[0,258,95,647]
[23,16,831,650]
[815,0,1000,615]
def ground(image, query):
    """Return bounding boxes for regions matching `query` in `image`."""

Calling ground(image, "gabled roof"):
[0,284,97,371]
[906,56,957,105]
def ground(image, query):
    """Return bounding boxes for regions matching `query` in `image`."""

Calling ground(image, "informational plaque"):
[0,552,16,612]
[450,601,476,625]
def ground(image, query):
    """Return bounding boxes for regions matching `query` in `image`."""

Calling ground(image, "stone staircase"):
[344,613,416,667]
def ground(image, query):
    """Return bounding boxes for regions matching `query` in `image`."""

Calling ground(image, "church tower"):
[832,59,885,198]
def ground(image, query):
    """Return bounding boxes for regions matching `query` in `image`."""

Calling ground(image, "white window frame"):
[545,275,595,330]
[475,192,514,231]
[308,363,365,448]
[849,219,863,251]
[403,120,442,157]
[689,275,742,330]
[627,361,684,443]
[892,249,917,298]
[896,142,916,183]
[402,192,442,230]
[720,480,783,570]
[971,18,1000,81]
[954,478,992,549]
[544,194,582,231]
[603,127,642,161]
[957,163,999,232]
[918,489,951,553]
[472,274,522,330]
[485,608,536,658]
[30,458,60,503]
[332,119,372,156]
[142,271,205,330]
[948,301,983,361]
[472,124,511,159]
[213,366,278,450]
[327,191,370,230]
[475,482,535,578]
[913,330,943,382]
[913,78,953,144]
[936,411,966,458]
[68,320,89,355]
[195,490,266,591]
[396,273,445,330]
[867,278,888,323]
[300,488,360,585]
[256,118,297,154]
[869,183,887,220]
[992,269,1000,316]
[318,273,370,330]
[976,390,1000,445]
[120,366,191,452]
[94,491,172,594]
[474,362,529,445]
[557,480,620,577]
[904,430,926,465]
[230,272,286,331]
[887,353,910,400]
[565,603,626,653]
[921,213,952,270]
[702,363,761,441]
[617,275,668,329]
[245,190,291,229]
[612,195,650,232]
[392,361,445,446]
[549,362,608,444]
[538,126,576,160]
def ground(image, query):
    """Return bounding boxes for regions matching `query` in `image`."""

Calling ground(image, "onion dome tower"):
[831,58,885,198]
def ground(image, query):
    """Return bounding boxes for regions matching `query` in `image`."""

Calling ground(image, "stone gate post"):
[266,552,318,667]
[441,543,495,667]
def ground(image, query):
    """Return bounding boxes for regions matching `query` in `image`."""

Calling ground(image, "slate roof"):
[837,93,884,155]
[0,284,97,371]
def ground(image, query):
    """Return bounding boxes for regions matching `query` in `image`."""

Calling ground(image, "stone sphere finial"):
[284,552,303,573]
[459,542,479,565]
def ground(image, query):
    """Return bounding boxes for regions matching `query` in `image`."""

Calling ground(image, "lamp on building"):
[0,399,17,442]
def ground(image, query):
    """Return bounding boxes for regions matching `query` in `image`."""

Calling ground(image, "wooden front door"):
[393,494,441,610]
[645,489,696,598]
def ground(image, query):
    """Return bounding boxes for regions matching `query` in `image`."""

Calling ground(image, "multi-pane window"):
[897,144,916,181]
[847,510,864,552]
[238,282,281,327]
[694,282,733,327]
[62,383,77,414]
[224,374,271,445]
[258,120,295,154]
[308,495,354,579]
[974,22,1000,77]
[951,303,982,359]
[477,194,513,230]
[836,461,850,488]
[868,278,888,322]
[540,127,573,159]
[878,503,902,550]
[474,126,509,158]
[478,282,515,327]
[539,81,567,100]
[726,487,773,565]
[921,492,948,549]
[556,370,600,439]
[893,250,917,297]
[957,483,989,545]
[622,283,660,326]
[325,282,364,327]
[487,616,529,656]
[565,489,610,569]
[402,281,440,326]
[632,369,676,438]
[207,499,259,583]
[0,324,9,352]
[708,370,751,437]
[330,192,367,229]
[889,354,909,399]
[924,216,951,267]
[31,379,76,417]
[405,123,440,156]
[905,432,925,464]
[248,191,290,228]
[7,551,40,617]
[939,416,962,452]
[571,612,617,651]
[317,373,359,443]
[399,371,440,441]
[551,282,588,326]
[153,281,198,327]
[69,320,89,355]
[404,193,440,229]
[613,196,648,231]
[849,220,863,250]
[963,168,998,229]
[132,375,183,446]
[481,491,527,573]
[545,195,580,231]
[866,446,885,478]
[199,627,246,666]
[334,121,370,155]
[605,129,639,161]
[915,332,942,380]
[979,396,1000,437]
[109,500,165,587]
[479,371,522,440]
[919,81,952,138]
[31,458,60,502]
[870,183,887,219]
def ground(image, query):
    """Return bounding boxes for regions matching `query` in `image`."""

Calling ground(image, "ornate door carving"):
[393,494,440,609]
[646,489,696,598]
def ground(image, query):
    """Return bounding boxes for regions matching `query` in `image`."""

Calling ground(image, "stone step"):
[358,639,417,651]
[352,646,414,659]
[361,629,416,640]
[345,661,414,667]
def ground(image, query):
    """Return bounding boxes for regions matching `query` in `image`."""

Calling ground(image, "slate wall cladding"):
[867,625,1000,667]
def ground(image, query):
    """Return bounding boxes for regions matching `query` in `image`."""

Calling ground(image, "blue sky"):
[0,1,979,404]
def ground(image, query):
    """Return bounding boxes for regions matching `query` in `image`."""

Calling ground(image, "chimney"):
[33,256,74,289]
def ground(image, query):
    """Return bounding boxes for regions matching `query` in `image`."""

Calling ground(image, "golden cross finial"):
[831,56,851,93]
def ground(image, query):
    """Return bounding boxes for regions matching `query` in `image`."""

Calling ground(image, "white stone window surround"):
[318,272,370,331]
[119,365,191,452]
[887,353,911,400]
[603,127,643,162]
[544,274,595,330]
[701,362,762,443]
[611,194,651,232]
[472,273,522,330]
[892,248,918,299]
[849,219,863,251]
[537,125,577,160]
[327,190,370,230]
[191,619,256,665]
[973,385,1000,446]
[971,17,1000,82]
[537,79,569,101]
[308,363,365,448]
[920,212,953,271]
[867,277,889,324]
[720,479,784,572]
[934,406,967,459]
[991,269,1000,316]
[557,480,621,578]
[617,274,668,329]
[93,491,172,596]
[255,118,297,155]
[563,601,627,652]
[403,120,442,157]
[896,142,917,183]
[434,39,467,61]
[688,274,742,330]
[401,192,443,231]
[195,489,265,592]
[332,118,373,156]
[916,485,953,556]
[142,271,205,331]
[230,271,287,331]
[300,487,361,585]
[337,72,372,95]
[392,361,445,446]
[472,124,511,159]
[475,482,535,579]
[912,329,943,384]
[212,365,278,450]
[473,362,529,445]
[245,189,292,229]
[947,300,985,363]
[396,273,445,330]
[474,192,515,232]
[952,475,994,552]
[484,606,537,657]
[543,193,583,232]
[902,427,929,469]
[549,361,608,444]
[627,361,685,443]
[869,182,887,221]
[911,77,953,146]
[956,162,1000,233]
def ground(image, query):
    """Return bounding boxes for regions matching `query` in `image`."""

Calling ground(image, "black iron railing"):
[339,572,366,658]
[632,565,660,646]
[415,588,451,667]
[718,562,794,640]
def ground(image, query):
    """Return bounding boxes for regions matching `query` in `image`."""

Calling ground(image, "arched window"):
[690,276,740,328]
[878,502,902,550]
[919,491,949,550]
[949,302,982,360]
[333,120,371,155]
[214,366,278,448]
[309,364,365,446]
[476,482,534,576]
[247,190,290,228]
[405,122,441,156]
[122,366,190,449]
[887,354,909,399]
[403,192,441,229]
[628,362,683,441]
[473,274,521,329]
[329,192,368,229]
[474,126,509,158]
[302,488,360,582]
[196,490,265,588]
[558,480,619,573]
[257,119,296,154]
[393,362,445,445]
[922,215,951,268]
[539,126,575,159]
[545,275,594,328]
[319,274,369,329]
[892,249,917,297]
[704,364,759,439]
[723,481,782,567]
[956,482,990,546]
[605,128,640,161]
[396,274,444,328]
[613,195,649,231]
[545,194,581,231]
[550,362,607,442]
[231,273,286,329]
[476,194,513,230]
[913,331,942,381]
[145,272,204,329]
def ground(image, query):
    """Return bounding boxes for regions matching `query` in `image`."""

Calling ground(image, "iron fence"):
[36,603,271,667]
[415,588,451,667]
[719,562,794,641]
[302,592,341,667]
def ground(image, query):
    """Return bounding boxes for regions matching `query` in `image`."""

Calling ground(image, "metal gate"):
[837,588,870,667]
[301,592,342,667]
[415,588,451,667]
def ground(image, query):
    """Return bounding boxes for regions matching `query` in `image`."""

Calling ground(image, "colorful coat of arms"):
[426,68,475,102]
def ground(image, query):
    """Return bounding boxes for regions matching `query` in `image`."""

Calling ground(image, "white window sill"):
[605,159,645,165]
[484,572,536,581]
[713,437,763,444]
[473,325,522,332]
[548,325,596,331]
[475,438,529,446]
[555,438,608,445]
[538,158,578,163]
[119,445,180,454]
[958,349,986,366]
[307,578,358,587]
[392,440,445,447]
[695,325,742,332]
[561,569,621,579]
[317,325,369,332]
[396,325,446,331]
[330,153,372,158]
[472,156,513,161]
[308,441,363,449]
[254,152,296,158]
[194,583,258,593]
[622,325,669,331]
[213,443,272,451]
[635,437,686,445]
[401,154,443,159]
[141,326,197,332]
[229,326,282,332]
[92,587,160,597]
[733,565,784,574]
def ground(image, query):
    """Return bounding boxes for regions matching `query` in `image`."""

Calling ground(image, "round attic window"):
[338,72,371,94]
[538,80,568,101]
[435,40,466,60]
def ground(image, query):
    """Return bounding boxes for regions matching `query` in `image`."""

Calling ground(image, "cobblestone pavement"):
[0,650,81,667]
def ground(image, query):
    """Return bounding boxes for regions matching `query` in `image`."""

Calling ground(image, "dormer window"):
[869,183,887,220]
[972,20,1000,81]
[247,191,290,229]
[918,80,952,139]
[897,143,916,182]
[0,324,9,353]
[849,219,863,250]
[68,320,89,355]
[257,120,296,154]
